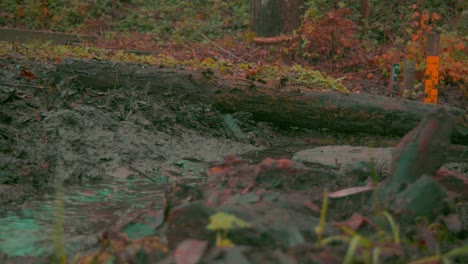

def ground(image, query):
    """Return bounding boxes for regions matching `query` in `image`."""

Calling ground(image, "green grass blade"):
[444,245,468,258]
[372,247,381,264]
[315,188,329,245]
[344,235,361,264]
[321,235,350,245]
[381,211,400,244]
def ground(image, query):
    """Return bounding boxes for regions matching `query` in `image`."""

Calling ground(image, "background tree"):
[250,0,305,37]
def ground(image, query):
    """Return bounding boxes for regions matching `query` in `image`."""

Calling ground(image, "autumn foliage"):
[0,1,466,97]
[286,8,367,72]
[407,9,465,83]
[283,3,466,97]
[376,6,467,95]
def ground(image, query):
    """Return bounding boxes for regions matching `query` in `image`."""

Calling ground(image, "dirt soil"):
[0,56,467,263]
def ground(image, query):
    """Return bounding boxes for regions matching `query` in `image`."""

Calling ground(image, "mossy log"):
[54,59,467,144]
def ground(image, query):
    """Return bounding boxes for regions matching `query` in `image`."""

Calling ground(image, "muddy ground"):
[0,56,467,263]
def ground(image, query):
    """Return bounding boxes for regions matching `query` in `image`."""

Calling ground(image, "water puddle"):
[0,177,164,258]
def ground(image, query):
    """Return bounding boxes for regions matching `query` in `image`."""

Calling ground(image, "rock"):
[293,145,392,175]
[392,176,448,221]
[376,107,454,222]
[387,106,453,195]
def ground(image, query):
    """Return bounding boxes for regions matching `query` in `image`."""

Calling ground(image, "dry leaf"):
[339,213,367,231]
[329,183,374,198]
[114,167,134,178]
[303,200,320,212]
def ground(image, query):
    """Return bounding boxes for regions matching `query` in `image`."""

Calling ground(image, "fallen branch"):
[253,36,291,45]
[198,32,248,63]
[0,82,46,89]
[129,165,156,183]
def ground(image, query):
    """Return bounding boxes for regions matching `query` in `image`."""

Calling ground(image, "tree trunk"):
[250,0,305,37]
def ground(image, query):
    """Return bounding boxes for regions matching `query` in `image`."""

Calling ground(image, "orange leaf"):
[43,7,50,17]
[421,13,429,22]
[259,157,276,168]
[431,12,440,21]
[209,166,225,176]
[276,159,293,170]
[20,68,37,80]
[454,42,465,51]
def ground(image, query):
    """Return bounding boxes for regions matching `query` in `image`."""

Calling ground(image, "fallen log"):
[214,81,467,144]
[53,59,467,144]
[0,28,96,44]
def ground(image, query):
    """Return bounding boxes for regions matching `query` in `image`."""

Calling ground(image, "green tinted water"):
[0,177,164,258]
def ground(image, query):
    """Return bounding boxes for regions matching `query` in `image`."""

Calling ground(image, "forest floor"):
[0,47,467,263]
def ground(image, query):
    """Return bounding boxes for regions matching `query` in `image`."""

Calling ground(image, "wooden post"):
[426,33,441,56]
[388,51,400,97]
[360,0,369,39]
[424,33,440,104]
[403,60,415,92]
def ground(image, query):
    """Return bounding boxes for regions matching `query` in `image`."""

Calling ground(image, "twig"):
[198,32,248,63]
[0,82,46,89]
[129,165,156,182]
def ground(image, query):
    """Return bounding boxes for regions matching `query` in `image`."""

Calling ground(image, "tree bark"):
[53,59,467,144]
[250,0,305,37]
[213,81,467,144]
